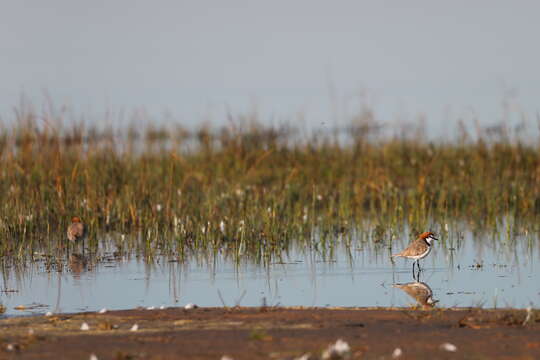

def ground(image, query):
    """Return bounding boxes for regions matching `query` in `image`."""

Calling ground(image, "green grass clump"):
[1,105,539,261]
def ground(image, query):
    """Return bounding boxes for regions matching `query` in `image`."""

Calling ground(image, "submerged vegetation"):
[1,104,540,261]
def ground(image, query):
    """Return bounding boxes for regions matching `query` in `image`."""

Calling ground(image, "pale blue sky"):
[1,1,539,133]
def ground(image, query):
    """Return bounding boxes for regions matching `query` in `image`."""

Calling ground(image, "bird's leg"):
[413,260,420,281]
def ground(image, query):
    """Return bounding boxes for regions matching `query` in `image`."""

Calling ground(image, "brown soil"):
[0,307,539,359]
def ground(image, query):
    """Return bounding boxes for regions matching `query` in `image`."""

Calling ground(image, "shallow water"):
[1,230,539,316]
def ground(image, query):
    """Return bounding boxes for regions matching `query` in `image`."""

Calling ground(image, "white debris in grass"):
[440,342,457,352]
[184,303,197,310]
[45,311,53,316]
[130,323,139,332]
[523,306,533,326]
[220,220,226,234]
[321,339,351,359]
[80,322,90,331]
[159,305,165,310]
[146,306,155,310]
[6,344,15,351]
[295,354,314,360]
[221,356,234,360]
[392,347,403,358]
[89,354,99,360]
[28,328,34,336]
[98,308,107,314]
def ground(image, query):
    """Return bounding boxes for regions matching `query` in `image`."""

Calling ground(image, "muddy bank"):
[0,307,539,359]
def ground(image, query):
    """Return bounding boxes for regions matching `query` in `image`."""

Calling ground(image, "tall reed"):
[1,105,539,259]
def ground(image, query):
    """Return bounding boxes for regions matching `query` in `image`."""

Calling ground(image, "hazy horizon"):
[2,1,539,135]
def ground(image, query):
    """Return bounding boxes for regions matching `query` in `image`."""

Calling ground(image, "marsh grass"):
[1,105,540,263]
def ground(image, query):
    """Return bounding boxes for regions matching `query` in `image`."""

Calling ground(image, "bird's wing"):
[397,240,428,257]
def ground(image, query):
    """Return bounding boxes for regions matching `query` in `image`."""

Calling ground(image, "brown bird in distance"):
[67,216,86,243]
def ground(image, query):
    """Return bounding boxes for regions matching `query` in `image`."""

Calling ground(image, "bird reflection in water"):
[68,253,89,278]
[393,281,438,308]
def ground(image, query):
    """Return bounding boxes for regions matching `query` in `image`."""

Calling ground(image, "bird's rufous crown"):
[419,231,435,239]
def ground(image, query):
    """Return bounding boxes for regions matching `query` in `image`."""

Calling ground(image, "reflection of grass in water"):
[0,105,539,263]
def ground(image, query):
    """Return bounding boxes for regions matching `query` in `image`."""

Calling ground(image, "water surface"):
[1,230,538,316]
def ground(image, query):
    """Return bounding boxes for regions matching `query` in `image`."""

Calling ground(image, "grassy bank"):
[1,107,540,258]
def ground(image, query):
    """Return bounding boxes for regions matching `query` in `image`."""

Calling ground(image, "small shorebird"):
[67,216,86,243]
[393,281,438,308]
[391,231,438,273]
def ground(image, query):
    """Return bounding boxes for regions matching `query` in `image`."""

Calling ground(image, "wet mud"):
[0,307,539,359]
